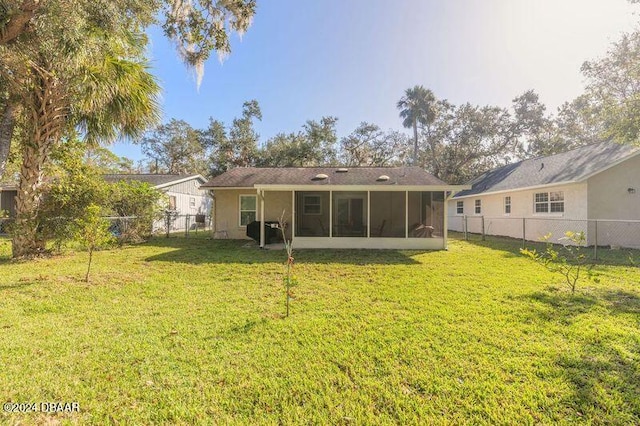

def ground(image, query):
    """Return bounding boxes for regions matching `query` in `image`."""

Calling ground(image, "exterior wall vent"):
[336,168,348,173]
[312,173,329,181]
[377,175,390,182]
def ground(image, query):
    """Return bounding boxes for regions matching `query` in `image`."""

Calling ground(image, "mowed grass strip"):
[0,235,638,424]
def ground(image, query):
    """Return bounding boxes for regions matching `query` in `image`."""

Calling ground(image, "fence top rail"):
[461,216,640,224]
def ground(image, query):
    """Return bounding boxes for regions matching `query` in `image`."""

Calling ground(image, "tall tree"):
[204,100,262,175]
[257,117,338,167]
[339,122,408,166]
[397,85,437,164]
[580,30,640,144]
[417,98,520,184]
[141,119,206,174]
[0,0,257,257]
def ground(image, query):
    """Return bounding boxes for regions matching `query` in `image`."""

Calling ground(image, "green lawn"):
[0,235,638,424]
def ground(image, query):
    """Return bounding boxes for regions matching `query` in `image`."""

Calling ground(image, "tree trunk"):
[412,118,418,165]
[0,103,17,180]
[11,68,66,258]
[0,0,42,45]
[11,140,48,257]
[85,249,93,282]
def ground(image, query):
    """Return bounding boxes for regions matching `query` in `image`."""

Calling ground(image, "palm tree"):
[397,85,437,165]
[7,30,160,257]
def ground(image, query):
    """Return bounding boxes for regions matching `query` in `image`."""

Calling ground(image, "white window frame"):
[474,199,481,215]
[504,196,511,215]
[239,194,257,227]
[456,200,464,215]
[534,191,564,214]
[189,197,196,208]
[303,194,322,215]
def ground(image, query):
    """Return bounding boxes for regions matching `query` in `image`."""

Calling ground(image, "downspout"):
[210,190,216,234]
[259,189,265,248]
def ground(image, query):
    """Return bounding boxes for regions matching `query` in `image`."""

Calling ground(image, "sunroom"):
[202,167,469,250]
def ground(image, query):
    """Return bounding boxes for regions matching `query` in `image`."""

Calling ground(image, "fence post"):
[522,218,526,249]
[481,216,485,241]
[464,215,468,241]
[165,211,170,238]
[185,215,189,237]
[594,220,598,261]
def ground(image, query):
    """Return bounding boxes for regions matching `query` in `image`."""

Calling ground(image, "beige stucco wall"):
[587,154,640,220]
[447,183,589,242]
[587,155,640,248]
[213,189,292,240]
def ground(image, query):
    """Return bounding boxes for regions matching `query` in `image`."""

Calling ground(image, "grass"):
[0,234,638,424]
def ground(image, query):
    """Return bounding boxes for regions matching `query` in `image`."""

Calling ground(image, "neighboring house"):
[201,167,467,249]
[448,141,640,247]
[104,174,212,231]
[0,184,17,218]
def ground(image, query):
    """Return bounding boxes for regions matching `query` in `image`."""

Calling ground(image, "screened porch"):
[292,190,445,247]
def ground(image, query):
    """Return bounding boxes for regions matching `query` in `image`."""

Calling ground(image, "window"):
[504,196,511,214]
[456,200,464,215]
[474,199,481,214]
[303,195,322,215]
[168,195,176,210]
[239,195,257,226]
[534,191,564,213]
[550,191,564,213]
[189,197,196,208]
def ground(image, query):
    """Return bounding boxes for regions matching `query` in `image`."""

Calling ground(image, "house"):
[201,167,468,249]
[0,184,17,235]
[0,184,17,217]
[104,174,212,231]
[448,141,640,247]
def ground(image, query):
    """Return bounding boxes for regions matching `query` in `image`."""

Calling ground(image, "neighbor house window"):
[189,197,196,208]
[239,195,257,226]
[303,195,322,215]
[474,199,481,214]
[168,195,176,210]
[534,191,564,213]
[504,196,511,214]
[456,200,464,215]
[550,191,564,213]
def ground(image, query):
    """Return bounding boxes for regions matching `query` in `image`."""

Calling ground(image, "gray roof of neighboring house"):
[454,141,640,198]
[201,166,448,188]
[0,183,17,191]
[103,174,205,188]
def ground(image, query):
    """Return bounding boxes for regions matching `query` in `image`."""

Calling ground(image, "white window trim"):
[503,196,511,216]
[474,199,482,215]
[238,194,257,227]
[456,200,464,216]
[303,194,322,215]
[532,191,564,216]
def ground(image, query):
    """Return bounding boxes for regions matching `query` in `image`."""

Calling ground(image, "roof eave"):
[254,184,469,191]
[156,174,207,189]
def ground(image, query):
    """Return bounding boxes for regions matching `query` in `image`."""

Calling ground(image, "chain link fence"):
[449,215,640,258]
[0,213,212,240]
[154,212,212,238]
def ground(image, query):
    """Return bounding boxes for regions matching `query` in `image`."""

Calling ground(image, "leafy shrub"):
[521,231,597,294]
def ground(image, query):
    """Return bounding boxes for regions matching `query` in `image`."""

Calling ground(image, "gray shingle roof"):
[455,141,640,198]
[103,174,204,187]
[201,167,448,188]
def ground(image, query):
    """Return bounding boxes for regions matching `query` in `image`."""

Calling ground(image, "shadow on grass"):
[523,288,640,421]
[0,281,35,291]
[557,343,640,422]
[524,288,640,321]
[142,236,423,265]
[451,234,640,267]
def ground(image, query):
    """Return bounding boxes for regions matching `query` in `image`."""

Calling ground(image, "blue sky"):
[112,0,638,163]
